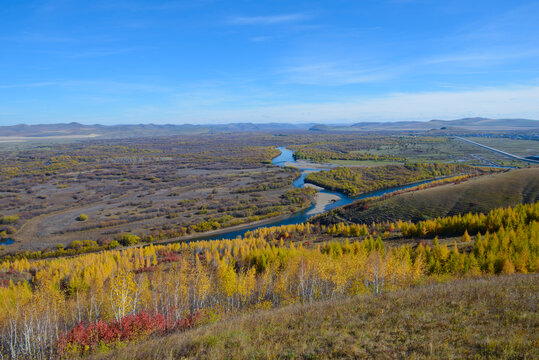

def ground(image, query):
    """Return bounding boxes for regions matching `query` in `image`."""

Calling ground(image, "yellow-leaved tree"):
[109,268,137,322]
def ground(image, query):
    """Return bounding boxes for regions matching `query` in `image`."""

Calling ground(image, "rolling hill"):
[0,122,315,138]
[91,274,538,360]
[317,167,539,224]
[1,118,538,139]
[310,117,539,132]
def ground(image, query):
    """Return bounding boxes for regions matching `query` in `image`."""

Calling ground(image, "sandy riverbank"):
[283,159,392,169]
[156,183,342,244]
[304,183,341,216]
[283,160,338,169]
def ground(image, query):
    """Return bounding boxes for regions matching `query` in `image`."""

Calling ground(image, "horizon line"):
[2,117,539,127]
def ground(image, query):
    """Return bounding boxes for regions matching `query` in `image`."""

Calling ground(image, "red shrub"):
[57,310,200,356]
[158,250,180,263]
[133,265,158,273]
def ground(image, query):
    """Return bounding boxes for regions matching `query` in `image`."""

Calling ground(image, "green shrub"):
[5,226,16,234]
[118,233,140,246]
[108,240,120,249]
[77,214,88,221]
[0,215,19,224]
[70,240,83,250]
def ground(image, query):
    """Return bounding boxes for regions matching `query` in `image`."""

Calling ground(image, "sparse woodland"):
[0,202,537,359]
[305,163,500,196]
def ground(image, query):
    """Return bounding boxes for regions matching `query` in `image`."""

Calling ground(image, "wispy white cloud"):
[423,49,539,66]
[279,45,539,86]
[459,2,539,42]
[280,62,398,85]
[0,82,58,89]
[5,84,538,125]
[98,2,194,12]
[0,32,75,43]
[228,13,309,25]
[65,80,173,93]
[174,85,539,123]
[66,47,146,58]
[0,80,171,93]
[251,36,272,42]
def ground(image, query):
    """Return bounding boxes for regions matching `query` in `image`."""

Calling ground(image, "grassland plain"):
[320,167,539,224]
[92,274,538,360]
[464,137,539,158]
[0,135,317,252]
[289,136,528,166]
[1,133,534,254]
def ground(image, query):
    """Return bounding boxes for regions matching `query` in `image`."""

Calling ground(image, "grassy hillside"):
[2,201,537,359]
[321,167,539,224]
[93,274,538,360]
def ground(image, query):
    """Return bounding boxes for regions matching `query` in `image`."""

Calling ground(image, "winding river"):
[0,147,453,246]
[0,147,454,247]
[199,147,442,241]
[0,147,508,248]
[0,238,14,246]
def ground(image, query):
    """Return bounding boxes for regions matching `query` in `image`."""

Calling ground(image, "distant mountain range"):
[0,122,315,138]
[0,118,537,138]
[310,118,539,132]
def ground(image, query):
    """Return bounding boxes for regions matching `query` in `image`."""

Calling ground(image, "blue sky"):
[1,0,539,125]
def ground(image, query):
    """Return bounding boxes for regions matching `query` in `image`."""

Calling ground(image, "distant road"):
[454,137,539,164]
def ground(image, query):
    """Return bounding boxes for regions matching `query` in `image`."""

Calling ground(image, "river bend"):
[200,147,440,241]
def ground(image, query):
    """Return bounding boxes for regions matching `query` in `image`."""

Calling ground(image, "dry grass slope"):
[94,274,538,360]
[331,167,539,224]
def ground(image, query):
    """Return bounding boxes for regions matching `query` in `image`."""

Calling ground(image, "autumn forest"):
[0,129,538,359]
